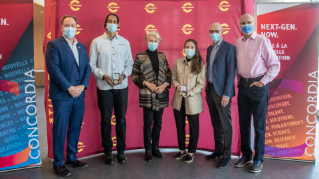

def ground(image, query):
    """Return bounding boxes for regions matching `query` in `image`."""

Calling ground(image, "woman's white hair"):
[145,31,162,44]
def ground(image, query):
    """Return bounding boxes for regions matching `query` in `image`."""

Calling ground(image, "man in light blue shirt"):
[89,13,133,165]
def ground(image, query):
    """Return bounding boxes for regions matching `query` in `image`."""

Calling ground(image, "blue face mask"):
[107,23,118,33]
[241,24,254,34]
[63,27,76,38]
[148,42,158,52]
[210,33,220,42]
[185,49,195,58]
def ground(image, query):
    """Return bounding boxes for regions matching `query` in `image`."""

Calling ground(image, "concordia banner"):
[257,3,318,162]
[44,0,250,159]
[0,0,41,172]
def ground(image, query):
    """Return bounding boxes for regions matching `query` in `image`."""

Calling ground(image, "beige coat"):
[171,57,206,115]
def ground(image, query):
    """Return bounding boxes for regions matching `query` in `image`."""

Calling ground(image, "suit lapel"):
[60,36,79,68]
[207,45,213,67]
[76,43,81,68]
[213,40,225,64]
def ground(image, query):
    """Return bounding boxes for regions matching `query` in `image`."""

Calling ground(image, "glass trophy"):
[113,73,120,85]
[181,85,187,96]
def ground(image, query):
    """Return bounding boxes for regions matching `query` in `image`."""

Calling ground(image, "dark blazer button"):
[77,80,79,81]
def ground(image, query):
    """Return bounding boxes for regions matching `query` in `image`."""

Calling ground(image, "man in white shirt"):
[89,13,133,165]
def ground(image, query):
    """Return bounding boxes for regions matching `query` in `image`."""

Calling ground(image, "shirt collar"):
[213,38,223,47]
[103,32,119,40]
[63,35,78,45]
[241,31,257,41]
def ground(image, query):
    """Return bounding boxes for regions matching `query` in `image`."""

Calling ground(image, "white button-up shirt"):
[63,35,79,66]
[89,33,134,90]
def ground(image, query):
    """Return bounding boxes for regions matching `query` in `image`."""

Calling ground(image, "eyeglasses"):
[209,30,220,34]
[240,21,254,26]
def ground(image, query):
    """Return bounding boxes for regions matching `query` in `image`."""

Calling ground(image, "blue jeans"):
[238,76,269,162]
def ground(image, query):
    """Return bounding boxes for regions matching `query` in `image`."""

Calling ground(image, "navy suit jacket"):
[205,40,236,98]
[45,36,91,100]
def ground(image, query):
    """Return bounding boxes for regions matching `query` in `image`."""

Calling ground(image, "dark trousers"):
[173,98,199,153]
[97,87,128,153]
[143,107,164,151]
[52,98,84,168]
[206,83,233,158]
[238,76,269,162]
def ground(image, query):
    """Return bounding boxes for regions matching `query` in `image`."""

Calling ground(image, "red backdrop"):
[44,0,253,159]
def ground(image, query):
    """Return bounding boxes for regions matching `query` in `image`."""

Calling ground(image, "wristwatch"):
[121,74,126,79]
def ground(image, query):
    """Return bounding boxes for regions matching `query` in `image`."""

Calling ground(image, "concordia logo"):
[221,23,230,34]
[218,1,231,11]
[181,24,194,35]
[47,32,51,39]
[69,0,82,11]
[145,3,157,13]
[108,2,120,13]
[75,24,82,35]
[181,3,194,13]
[78,142,85,152]
[185,135,190,144]
[144,25,157,33]
[112,137,117,147]
[111,115,116,125]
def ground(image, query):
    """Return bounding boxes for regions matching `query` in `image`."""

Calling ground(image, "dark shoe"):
[205,152,223,160]
[217,158,230,168]
[105,153,115,165]
[185,154,194,163]
[174,151,187,160]
[54,165,71,177]
[152,149,164,159]
[145,150,152,162]
[118,152,127,164]
[234,156,253,168]
[250,161,263,173]
[65,160,88,168]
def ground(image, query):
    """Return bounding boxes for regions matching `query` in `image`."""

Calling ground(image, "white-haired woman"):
[131,31,172,162]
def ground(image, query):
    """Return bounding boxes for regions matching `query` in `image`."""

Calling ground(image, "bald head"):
[209,22,223,44]
[240,14,254,23]
[210,22,222,31]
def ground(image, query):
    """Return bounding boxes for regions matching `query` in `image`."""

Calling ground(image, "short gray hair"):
[145,31,162,44]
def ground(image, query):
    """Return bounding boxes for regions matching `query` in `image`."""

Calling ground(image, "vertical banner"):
[44,0,250,159]
[257,3,318,162]
[0,0,41,172]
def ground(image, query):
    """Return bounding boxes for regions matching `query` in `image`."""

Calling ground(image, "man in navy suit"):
[204,22,236,168]
[45,15,91,177]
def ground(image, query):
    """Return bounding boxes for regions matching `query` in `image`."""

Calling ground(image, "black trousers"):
[143,107,164,151]
[206,83,233,159]
[173,98,199,153]
[97,87,128,153]
[238,76,269,162]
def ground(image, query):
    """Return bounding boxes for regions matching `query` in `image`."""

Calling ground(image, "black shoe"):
[205,152,223,160]
[185,154,194,163]
[152,149,164,159]
[118,152,127,164]
[65,160,88,168]
[105,153,115,165]
[250,161,263,173]
[174,151,187,160]
[234,156,253,168]
[145,150,152,162]
[217,158,230,168]
[54,165,71,177]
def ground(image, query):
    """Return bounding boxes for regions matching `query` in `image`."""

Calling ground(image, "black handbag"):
[156,88,169,99]
[155,80,169,100]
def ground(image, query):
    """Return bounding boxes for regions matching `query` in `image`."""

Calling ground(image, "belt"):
[240,75,264,82]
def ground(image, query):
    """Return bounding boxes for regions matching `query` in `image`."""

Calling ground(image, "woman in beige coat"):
[171,39,206,163]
